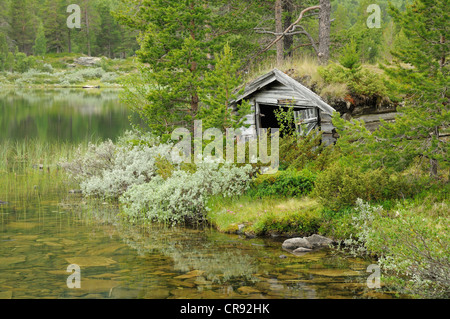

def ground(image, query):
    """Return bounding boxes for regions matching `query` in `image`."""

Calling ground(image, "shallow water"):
[0,190,397,299]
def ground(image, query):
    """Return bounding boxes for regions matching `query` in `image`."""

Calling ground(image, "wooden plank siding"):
[231,69,337,145]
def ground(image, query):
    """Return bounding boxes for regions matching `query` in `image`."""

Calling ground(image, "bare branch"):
[259,5,321,56]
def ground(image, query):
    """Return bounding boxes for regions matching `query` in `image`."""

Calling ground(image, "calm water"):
[0,88,131,142]
[0,192,394,299]
[0,89,398,299]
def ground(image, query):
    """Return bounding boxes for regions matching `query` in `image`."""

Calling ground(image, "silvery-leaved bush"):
[120,161,254,224]
[61,131,255,224]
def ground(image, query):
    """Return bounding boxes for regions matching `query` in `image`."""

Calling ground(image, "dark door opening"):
[259,104,294,137]
[259,104,295,137]
[258,104,319,137]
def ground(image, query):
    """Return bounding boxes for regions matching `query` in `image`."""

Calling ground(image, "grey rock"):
[74,57,102,67]
[279,255,287,259]
[304,234,333,249]
[0,200,7,205]
[281,237,312,250]
[244,231,256,239]
[293,247,313,253]
[282,234,334,252]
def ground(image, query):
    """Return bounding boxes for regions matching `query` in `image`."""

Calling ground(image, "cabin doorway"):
[258,104,319,137]
[258,104,293,137]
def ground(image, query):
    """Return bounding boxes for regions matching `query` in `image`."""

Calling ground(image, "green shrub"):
[246,169,316,198]
[14,53,36,73]
[61,72,84,84]
[101,72,119,83]
[318,207,356,240]
[77,67,105,79]
[313,162,395,211]
[39,63,54,73]
[318,63,387,98]
[351,69,387,97]
[350,199,450,298]
[252,210,321,236]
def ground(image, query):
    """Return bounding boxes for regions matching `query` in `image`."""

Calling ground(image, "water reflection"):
[0,192,399,299]
[0,88,132,142]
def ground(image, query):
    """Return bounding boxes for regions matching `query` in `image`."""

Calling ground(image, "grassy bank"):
[0,54,138,88]
[207,195,322,237]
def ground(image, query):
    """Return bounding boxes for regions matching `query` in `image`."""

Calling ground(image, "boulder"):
[293,247,313,253]
[282,234,333,252]
[74,57,102,67]
[281,237,312,250]
[304,234,333,249]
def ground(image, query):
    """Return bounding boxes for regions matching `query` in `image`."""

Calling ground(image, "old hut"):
[232,68,337,145]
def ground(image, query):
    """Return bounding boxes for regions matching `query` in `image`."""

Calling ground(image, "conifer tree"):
[333,0,449,178]
[116,0,260,135]
[198,43,251,131]
[9,0,35,54]
[43,0,66,53]
[0,32,8,71]
[33,21,47,56]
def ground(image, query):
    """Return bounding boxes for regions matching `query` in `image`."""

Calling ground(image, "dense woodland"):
[0,0,409,64]
[0,0,138,59]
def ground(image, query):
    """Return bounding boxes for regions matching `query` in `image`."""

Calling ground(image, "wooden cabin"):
[231,68,337,145]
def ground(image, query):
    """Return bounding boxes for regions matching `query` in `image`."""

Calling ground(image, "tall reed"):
[0,138,89,202]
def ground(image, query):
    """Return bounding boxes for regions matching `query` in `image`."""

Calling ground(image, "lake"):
[0,89,398,299]
[0,88,131,142]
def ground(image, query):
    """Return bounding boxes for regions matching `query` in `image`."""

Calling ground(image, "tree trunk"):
[84,1,91,56]
[430,125,440,178]
[318,0,331,65]
[68,29,72,53]
[439,35,445,69]
[275,0,284,65]
[283,0,294,58]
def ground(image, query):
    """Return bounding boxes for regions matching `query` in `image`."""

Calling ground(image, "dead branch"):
[259,5,321,56]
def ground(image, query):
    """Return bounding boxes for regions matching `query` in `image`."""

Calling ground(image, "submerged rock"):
[282,234,333,253]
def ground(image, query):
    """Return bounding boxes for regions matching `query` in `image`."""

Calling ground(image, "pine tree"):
[0,32,8,71]
[43,0,66,53]
[116,0,260,135]
[96,1,121,58]
[33,21,47,56]
[333,0,449,178]
[9,0,35,54]
[198,43,251,131]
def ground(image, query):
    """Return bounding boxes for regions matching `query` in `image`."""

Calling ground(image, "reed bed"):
[0,138,88,203]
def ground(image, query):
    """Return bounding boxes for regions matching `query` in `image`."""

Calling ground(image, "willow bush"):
[61,131,255,224]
